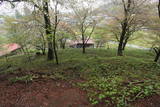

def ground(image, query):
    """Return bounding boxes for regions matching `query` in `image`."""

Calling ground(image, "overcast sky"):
[0,2,29,16]
[0,0,108,17]
[0,0,158,17]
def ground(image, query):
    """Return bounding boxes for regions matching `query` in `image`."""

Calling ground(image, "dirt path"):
[0,79,91,107]
[131,95,160,107]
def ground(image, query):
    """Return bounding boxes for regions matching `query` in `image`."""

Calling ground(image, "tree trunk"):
[154,52,160,62]
[97,42,100,48]
[154,54,160,62]
[43,1,54,60]
[62,39,66,49]
[62,42,66,49]
[117,0,131,56]
[42,48,46,55]
[122,42,126,50]
[117,42,123,56]
[59,39,66,49]
[122,38,128,50]
[60,40,63,49]
[53,1,59,65]
[154,49,160,62]
[41,32,46,55]
[53,35,58,64]
[106,42,110,49]
[82,33,86,54]
[154,0,160,62]
[117,21,128,56]
[158,0,160,18]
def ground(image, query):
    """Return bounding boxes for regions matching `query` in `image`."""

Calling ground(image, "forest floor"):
[0,78,90,107]
[0,77,160,107]
[0,48,160,107]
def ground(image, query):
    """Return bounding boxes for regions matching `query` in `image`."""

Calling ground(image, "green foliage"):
[78,77,160,106]
[93,27,112,47]
[76,55,160,107]
[9,74,36,83]
[129,31,154,48]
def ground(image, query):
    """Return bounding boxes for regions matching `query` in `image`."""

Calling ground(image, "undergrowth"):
[0,48,160,107]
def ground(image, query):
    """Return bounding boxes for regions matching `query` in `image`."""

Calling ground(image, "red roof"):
[0,43,21,56]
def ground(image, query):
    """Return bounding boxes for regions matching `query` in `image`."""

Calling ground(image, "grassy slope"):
[0,48,160,107]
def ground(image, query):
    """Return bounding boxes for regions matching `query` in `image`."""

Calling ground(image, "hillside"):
[0,49,160,107]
